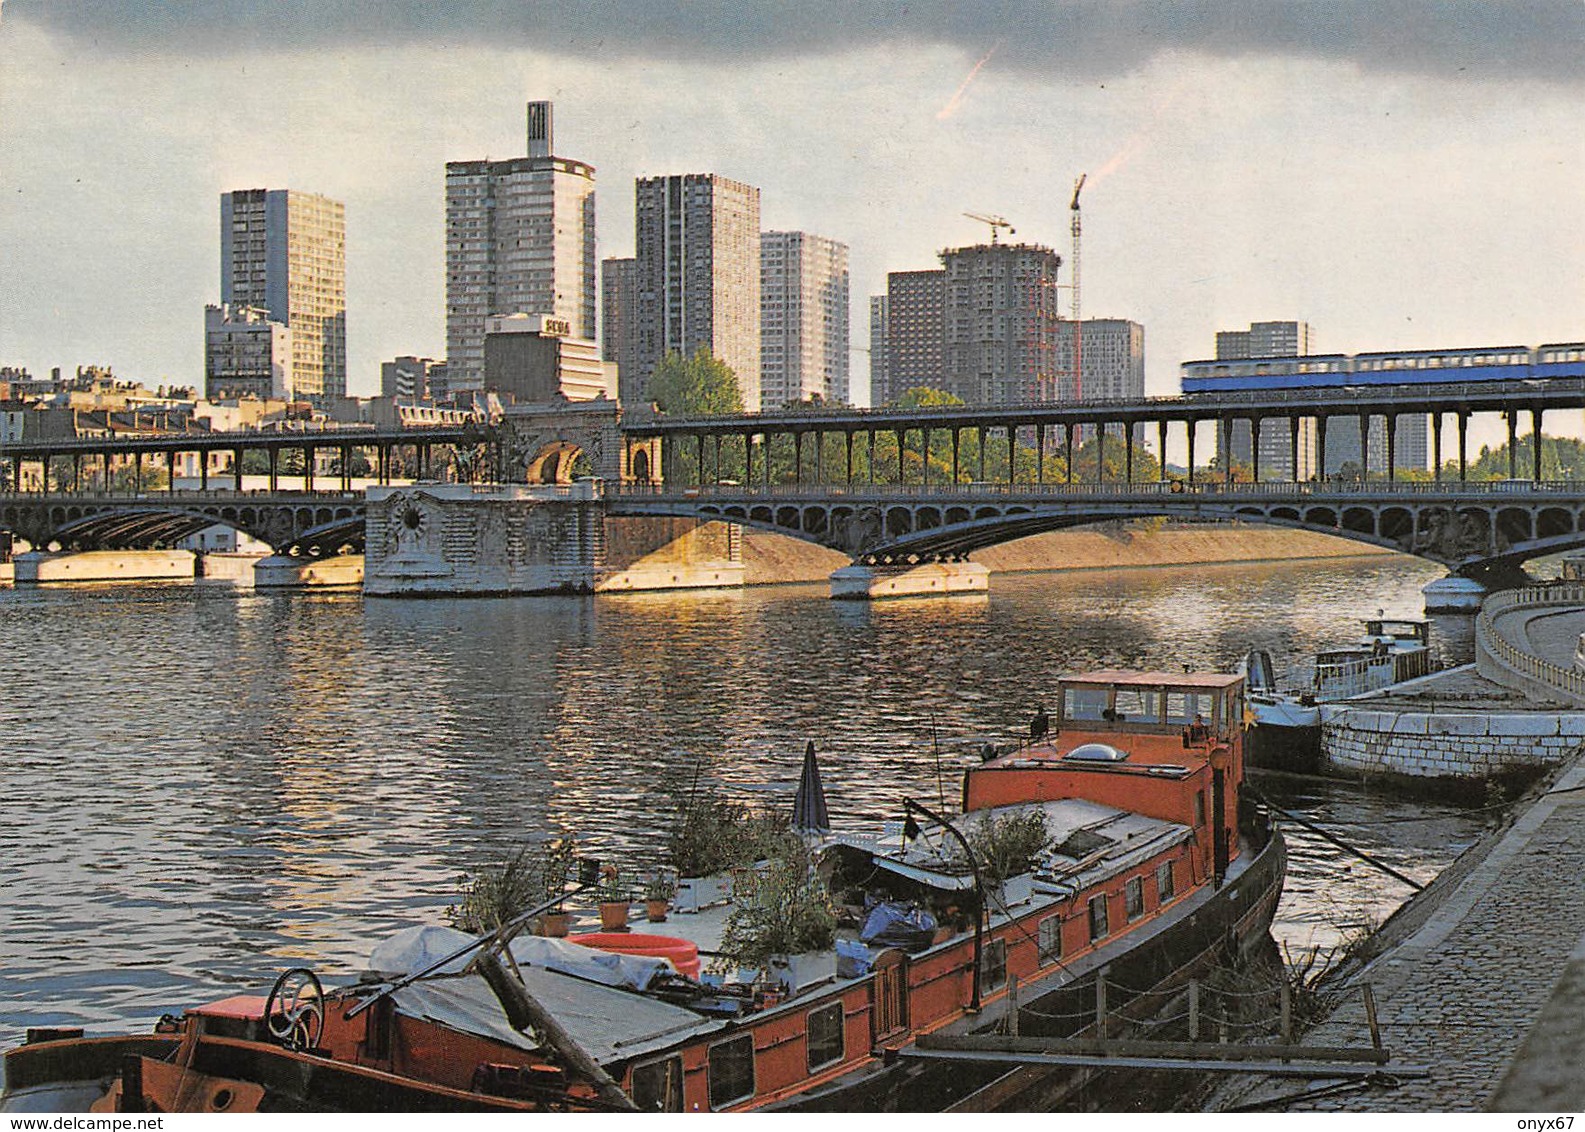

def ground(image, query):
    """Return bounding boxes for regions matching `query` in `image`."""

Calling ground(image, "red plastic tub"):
[568,932,701,980]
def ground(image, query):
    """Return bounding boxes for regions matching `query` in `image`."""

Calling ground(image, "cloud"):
[9,0,1585,83]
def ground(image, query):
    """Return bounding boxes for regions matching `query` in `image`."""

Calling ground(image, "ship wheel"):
[263,967,325,1052]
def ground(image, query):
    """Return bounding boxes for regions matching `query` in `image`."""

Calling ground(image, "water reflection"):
[0,556,1488,1035]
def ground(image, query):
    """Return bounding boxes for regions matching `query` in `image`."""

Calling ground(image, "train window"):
[708,1035,756,1109]
[807,1003,844,1072]
[632,1056,685,1113]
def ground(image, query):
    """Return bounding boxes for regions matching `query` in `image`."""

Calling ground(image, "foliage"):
[644,870,678,901]
[666,779,793,877]
[597,864,633,904]
[447,837,574,933]
[646,346,744,416]
[717,848,838,968]
[964,809,1050,882]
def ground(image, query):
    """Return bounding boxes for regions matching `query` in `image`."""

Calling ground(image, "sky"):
[1,1,1583,405]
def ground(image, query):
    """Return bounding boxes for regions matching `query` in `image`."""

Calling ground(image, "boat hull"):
[783,817,1288,1112]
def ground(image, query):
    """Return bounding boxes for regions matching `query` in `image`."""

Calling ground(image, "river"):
[0,554,1495,1039]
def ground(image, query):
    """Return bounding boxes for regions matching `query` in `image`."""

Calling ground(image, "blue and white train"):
[1181,342,1585,395]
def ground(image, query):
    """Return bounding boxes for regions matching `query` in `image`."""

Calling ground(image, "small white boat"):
[1244,617,1436,773]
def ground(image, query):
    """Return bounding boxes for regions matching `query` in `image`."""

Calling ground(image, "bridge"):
[4,375,1585,585]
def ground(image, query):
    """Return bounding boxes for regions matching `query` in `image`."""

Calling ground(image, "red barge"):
[3,669,1285,1113]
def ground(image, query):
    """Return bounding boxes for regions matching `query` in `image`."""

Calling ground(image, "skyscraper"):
[940,242,1063,405]
[445,101,597,394]
[760,231,850,407]
[632,173,761,410]
[881,269,944,406]
[1216,320,1314,362]
[868,295,889,408]
[601,256,640,403]
[1053,319,1145,402]
[218,188,345,405]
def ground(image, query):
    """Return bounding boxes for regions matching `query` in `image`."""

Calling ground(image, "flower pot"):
[645,898,670,923]
[674,873,731,913]
[539,911,572,938]
[599,900,631,931]
[767,949,838,993]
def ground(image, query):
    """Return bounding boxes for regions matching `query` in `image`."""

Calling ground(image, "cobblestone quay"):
[1220,754,1585,1111]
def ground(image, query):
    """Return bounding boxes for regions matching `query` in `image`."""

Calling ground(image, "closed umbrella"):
[791,740,831,833]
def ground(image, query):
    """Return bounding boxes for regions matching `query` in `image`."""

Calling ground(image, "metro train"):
[1180,341,1585,395]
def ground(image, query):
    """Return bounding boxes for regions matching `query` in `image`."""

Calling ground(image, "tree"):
[646,347,744,416]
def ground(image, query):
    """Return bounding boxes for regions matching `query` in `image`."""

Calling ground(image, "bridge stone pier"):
[363,482,742,597]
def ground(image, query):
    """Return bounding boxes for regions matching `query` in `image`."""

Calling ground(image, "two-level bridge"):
[4,372,1585,584]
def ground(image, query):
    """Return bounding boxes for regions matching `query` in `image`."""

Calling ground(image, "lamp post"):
[903,797,983,1014]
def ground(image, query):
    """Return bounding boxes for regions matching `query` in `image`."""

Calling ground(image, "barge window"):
[1156,860,1176,902]
[1112,688,1161,723]
[708,1035,755,1110]
[980,937,1007,992]
[1038,914,1063,962]
[807,1003,844,1072]
[1125,876,1145,921]
[1088,895,1110,941]
[632,1056,684,1113]
[1065,686,1109,721]
[1165,691,1211,726]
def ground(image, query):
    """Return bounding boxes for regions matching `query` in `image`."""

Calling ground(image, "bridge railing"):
[612,479,1585,501]
[1476,584,1585,706]
[0,488,364,502]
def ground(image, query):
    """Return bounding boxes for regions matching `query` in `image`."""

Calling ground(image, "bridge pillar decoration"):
[496,401,657,486]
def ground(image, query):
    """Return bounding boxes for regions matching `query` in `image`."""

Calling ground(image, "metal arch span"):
[0,491,365,555]
[610,482,1585,578]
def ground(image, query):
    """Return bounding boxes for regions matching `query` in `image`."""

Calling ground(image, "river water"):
[0,555,1497,1041]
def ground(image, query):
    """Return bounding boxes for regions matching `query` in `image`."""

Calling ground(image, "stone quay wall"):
[1322,700,1585,781]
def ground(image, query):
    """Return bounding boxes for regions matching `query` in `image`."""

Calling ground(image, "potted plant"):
[718,847,838,991]
[666,779,792,912]
[448,836,574,937]
[644,870,677,923]
[597,865,633,931]
[966,810,1049,911]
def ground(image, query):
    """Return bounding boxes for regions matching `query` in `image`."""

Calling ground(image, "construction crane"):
[1068,174,1087,400]
[963,211,1015,244]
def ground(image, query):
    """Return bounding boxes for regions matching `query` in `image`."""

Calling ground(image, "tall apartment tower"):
[601,257,640,403]
[1053,319,1145,401]
[633,173,761,411]
[939,242,1063,405]
[1215,319,1318,477]
[219,188,345,405]
[760,232,850,407]
[881,269,945,406]
[445,101,597,395]
[868,295,889,407]
[1216,320,1314,361]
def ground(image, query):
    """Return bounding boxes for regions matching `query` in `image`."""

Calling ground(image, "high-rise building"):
[868,295,889,408]
[445,101,597,394]
[1216,320,1314,362]
[940,242,1063,405]
[1203,322,1426,477]
[204,303,293,401]
[881,269,944,406]
[380,356,443,401]
[633,173,761,411]
[601,257,640,403]
[760,232,850,407]
[219,188,345,405]
[1053,319,1145,402]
